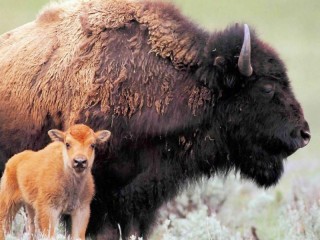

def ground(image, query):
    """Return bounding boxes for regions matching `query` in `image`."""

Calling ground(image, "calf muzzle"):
[73,158,88,173]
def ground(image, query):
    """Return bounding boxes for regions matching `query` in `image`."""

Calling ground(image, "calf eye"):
[91,144,96,149]
[66,143,71,149]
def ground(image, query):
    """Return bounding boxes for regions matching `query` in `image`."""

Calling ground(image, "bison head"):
[200,24,310,187]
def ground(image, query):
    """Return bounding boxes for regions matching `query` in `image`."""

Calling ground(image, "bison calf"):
[0,124,111,240]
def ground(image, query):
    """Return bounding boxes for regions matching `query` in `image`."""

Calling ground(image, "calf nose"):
[73,157,88,167]
[74,159,87,164]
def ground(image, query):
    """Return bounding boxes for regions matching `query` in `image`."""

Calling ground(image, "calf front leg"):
[35,205,60,238]
[71,205,90,240]
[0,197,11,240]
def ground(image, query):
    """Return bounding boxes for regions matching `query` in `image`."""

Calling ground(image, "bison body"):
[0,0,310,238]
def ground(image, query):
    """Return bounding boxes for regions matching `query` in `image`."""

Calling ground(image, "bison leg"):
[96,216,152,240]
[96,218,142,240]
[102,164,181,239]
[96,223,120,240]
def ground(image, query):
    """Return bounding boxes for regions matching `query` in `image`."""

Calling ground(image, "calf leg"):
[0,196,10,240]
[35,205,60,238]
[0,177,22,240]
[0,198,21,240]
[25,204,36,240]
[71,205,90,240]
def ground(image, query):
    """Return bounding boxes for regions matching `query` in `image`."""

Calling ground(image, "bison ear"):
[48,129,65,142]
[95,130,111,143]
[213,56,225,67]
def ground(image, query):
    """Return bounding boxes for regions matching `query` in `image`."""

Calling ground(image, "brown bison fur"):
[0,0,205,153]
[0,0,310,239]
[0,124,111,239]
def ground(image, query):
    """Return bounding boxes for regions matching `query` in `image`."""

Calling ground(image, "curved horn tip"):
[244,24,250,34]
[238,23,253,77]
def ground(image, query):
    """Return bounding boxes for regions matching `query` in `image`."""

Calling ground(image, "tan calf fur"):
[0,124,111,239]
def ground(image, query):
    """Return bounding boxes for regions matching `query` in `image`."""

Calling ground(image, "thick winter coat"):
[0,0,310,238]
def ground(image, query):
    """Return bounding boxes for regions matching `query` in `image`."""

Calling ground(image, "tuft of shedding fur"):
[0,0,207,154]
[0,0,309,239]
[37,4,63,23]
[68,124,94,142]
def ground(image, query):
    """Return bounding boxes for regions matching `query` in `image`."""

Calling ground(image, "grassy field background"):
[0,0,319,239]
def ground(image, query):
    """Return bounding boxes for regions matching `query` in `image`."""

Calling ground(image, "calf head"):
[203,24,310,187]
[48,124,111,175]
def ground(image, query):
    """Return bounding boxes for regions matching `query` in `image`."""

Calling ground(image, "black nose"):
[298,122,311,147]
[300,129,311,146]
[73,159,87,167]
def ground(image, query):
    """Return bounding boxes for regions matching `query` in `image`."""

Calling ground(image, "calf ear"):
[95,130,111,143]
[48,129,65,142]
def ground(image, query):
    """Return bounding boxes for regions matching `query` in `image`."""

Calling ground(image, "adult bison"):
[0,0,310,239]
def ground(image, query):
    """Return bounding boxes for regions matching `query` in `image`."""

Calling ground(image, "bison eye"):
[91,143,96,149]
[261,83,275,94]
[66,143,71,149]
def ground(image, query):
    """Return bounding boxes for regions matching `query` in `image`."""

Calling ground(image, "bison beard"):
[0,0,310,239]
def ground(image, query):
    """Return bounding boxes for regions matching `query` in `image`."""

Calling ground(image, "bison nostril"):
[290,123,311,149]
[300,129,311,146]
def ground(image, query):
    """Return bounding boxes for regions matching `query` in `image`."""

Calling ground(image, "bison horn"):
[238,24,253,77]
